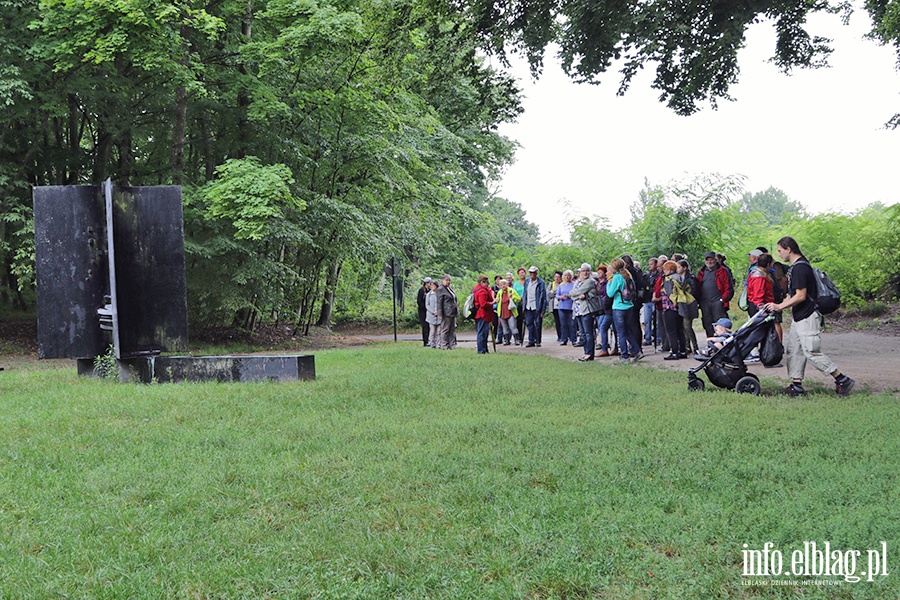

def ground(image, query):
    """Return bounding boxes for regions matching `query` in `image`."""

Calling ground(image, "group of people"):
[415,235,855,395]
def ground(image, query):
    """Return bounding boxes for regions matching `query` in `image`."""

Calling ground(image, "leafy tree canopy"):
[454,0,899,115]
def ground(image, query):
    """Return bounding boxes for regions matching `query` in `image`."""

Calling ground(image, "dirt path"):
[363,328,899,396]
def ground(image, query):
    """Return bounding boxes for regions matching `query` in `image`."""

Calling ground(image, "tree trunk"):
[172,84,187,185]
[93,128,112,182]
[235,1,253,159]
[117,129,134,185]
[67,93,80,183]
[316,259,343,328]
[172,24,190,185]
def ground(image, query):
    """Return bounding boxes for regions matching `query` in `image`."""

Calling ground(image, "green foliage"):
[482,196,540,250]
[200,157,303,241]
[93,344,118,381]
[781,204,900,304]
[740,186,806,225]
[455,0,900,117]
[625,174,767,266]
[2,0,524,327]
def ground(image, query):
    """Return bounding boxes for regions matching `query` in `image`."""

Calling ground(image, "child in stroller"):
[687,310,775,395]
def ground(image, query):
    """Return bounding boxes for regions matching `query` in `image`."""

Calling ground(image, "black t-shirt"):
[788,257,817,322]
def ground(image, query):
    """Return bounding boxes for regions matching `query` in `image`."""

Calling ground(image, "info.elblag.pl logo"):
[742,542,889,584]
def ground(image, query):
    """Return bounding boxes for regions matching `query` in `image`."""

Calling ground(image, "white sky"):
[495,9,900,242]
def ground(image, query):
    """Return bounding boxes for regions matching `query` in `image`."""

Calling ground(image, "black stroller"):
[687,310,776,395]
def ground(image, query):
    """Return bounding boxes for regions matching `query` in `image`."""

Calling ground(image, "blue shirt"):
[556,281,575,310]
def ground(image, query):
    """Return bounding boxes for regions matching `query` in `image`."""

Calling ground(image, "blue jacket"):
[521,276,548,314]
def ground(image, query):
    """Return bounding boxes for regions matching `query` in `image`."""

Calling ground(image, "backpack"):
[463,292,476,320]
[759,321,784,366]
[621,276,636,302]
[722,264,735,302]
[813,268,841,314]
[684,273,699,298]
[637,271,653,303]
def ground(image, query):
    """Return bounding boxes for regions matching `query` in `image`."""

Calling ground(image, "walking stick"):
[653,308,658,353]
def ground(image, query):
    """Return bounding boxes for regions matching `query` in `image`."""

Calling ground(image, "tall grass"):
[0,347,897,598]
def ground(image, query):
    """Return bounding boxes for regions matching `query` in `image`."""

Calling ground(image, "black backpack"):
[813,268,842,314]
[760,322,784,366]
[627,267,649,303]
[787,261,841,315]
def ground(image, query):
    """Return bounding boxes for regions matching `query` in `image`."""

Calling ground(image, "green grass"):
[1,347,898,599]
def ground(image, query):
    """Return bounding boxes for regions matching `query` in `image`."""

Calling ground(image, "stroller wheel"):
[688,378,705,392]
[735,376,761,396]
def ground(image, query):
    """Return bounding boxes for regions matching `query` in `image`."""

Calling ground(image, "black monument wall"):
[34,186,108,359]
[34,182,188,359]
[106,183,188,358]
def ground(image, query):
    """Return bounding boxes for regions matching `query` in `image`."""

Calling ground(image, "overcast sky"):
[495,8,900,242]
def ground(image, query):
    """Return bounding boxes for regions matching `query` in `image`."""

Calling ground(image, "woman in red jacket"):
[473,275,496,354]
[746,253,775,317]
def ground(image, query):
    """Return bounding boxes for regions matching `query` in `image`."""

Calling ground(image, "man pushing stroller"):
[764,236,855,397]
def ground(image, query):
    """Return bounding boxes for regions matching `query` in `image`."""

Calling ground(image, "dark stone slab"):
[34,186,108,359]
[105,182,188,358]
[35,182,188,359]
[77,355,316,383]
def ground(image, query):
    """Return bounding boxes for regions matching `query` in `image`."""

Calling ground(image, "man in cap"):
[696,251,733,338]
[417,277,432,346]
[521,266,548,347]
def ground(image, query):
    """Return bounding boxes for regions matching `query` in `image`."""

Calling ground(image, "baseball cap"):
[714,318,732,329]
[704,251,717,260]
[528,266,538,273]
[748,249,763,258]
[423,277,432,283]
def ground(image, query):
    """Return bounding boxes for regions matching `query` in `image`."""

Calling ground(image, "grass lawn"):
[1,346,898,599]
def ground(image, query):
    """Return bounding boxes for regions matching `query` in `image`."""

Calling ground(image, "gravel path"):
[386,327,899,396]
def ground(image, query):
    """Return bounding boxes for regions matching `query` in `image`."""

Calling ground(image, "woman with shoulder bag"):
[607,258,643,362]
[571,263,599,362]
[494,278,521,346]
[660,261,689,360]
[677,260,700,354]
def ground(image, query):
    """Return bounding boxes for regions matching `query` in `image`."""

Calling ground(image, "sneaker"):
[618,356,631,363]
[535,343,541,347]
[663,353,680,361]
[745,355,760,364]
[525,343,535,348]
[632,352,644,362]
[782,382,806,397]
[835,376,855,397]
